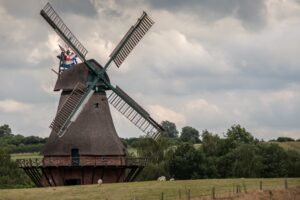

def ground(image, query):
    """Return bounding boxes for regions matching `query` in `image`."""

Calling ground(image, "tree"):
[161,121,179,138]
[222,125,255,153]
[285,150,300,177]
[231,144,263,177]
[203,156,219,178]
[202,130,221,157]
[134,137,171,163]
[168,144,205,179]
[276,137,295,142]
[225,125,254,144]
[180,126,200,144]
[0,124,12,137]
[258,143,288,177]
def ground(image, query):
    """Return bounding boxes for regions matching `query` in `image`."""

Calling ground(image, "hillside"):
[1,178,299,200]
[270,141,300,153]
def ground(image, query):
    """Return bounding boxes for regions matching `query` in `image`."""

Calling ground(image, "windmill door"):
[71,148,80,166]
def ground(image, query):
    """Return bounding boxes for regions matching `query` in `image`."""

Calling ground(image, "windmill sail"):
[108,86,163,140]
[50,83,94,137]
[40,2,88,61]
[109,12,155,68]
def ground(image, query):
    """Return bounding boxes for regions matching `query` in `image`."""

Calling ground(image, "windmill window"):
[71,148,80,166]
[94,103,100,108]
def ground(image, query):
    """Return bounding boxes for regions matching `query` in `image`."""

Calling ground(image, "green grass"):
[1,178,299,200]
[10,152,42,161]
[271,141,300,153]
[127,147,137,156]
[193,143,202,149]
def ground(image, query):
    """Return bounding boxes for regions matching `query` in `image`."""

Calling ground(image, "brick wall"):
[43,156,125,167]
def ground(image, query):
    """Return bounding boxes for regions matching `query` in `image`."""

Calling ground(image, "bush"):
[0,148,34,188]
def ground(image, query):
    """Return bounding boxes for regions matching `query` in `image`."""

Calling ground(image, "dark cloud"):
[145,0,267,30]
[50,0,97,18]
[0,69,54,104]
[0,0,97,18]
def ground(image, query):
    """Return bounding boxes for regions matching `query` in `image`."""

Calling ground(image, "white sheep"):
[97,179,103,186]
[157,176,166,181]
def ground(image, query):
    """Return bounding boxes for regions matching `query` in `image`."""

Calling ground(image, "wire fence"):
[103,178,299,200]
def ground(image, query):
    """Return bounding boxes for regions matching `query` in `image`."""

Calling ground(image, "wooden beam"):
[41,167,52,186]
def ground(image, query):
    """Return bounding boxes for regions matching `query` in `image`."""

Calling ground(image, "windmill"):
[17,2,165,187]
[41,3,163,140]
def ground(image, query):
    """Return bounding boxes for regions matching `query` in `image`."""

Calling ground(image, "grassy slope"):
[1,178,299,200]
[271,141,300,153]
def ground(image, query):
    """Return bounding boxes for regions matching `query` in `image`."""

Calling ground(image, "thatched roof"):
[42,60,126,156]
[54,59,110,91]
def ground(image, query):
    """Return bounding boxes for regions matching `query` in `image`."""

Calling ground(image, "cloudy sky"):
[0,0,300,140]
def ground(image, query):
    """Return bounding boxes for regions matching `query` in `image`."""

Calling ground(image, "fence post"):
[161,192,164,200]
[284,179,288,190]
[233,184,235,194]
[243,182,247,193]
[236,185,241,194]
[212,187,215,199]
[186,189,190,200]
[178,189,182,200]
[260,180,263,191]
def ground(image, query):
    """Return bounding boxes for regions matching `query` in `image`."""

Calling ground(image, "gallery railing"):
[16,156,147,167]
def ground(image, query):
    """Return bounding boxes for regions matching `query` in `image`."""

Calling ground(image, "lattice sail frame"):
[109,12,155,68]
[108,87,162,140]
[41,3,88,61]
[50,83,94,137]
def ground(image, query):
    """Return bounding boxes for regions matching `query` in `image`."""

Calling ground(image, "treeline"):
[0,122,299,187]
[122,121,300,180]
[0,124,47,153]
[270,137,300,142]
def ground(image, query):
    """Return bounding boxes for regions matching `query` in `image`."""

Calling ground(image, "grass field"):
[1,178,299,200]
[10,152,42,161]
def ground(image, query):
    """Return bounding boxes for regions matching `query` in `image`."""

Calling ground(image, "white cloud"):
[186,98,220,113]
[147,104,186,126]
[0,99,32,113]
[260,89,299,105]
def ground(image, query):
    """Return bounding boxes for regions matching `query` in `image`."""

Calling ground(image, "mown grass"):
[1,178,299,200]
